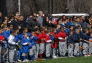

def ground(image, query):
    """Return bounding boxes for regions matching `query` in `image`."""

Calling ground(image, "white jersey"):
[8,34,16,45]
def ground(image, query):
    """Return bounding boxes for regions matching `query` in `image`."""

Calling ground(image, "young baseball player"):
[33,30,40,59]
[45,31,53,59]
[8,30,18,63]
[51,30,59,58]
[82,30,90,56]
[21,33,31,62]
[38,30,47,58]
[58,28,67,57]
[2,26,11,39]
[73,29,80,56]
[67,31,74,57]
[29,32,38,60]
[0,28,5,63]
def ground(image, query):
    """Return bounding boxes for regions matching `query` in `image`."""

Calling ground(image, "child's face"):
[10,25,13,29]
[47,32,50,35]
[14,32,17,36]
[76,18,80,22]
[24,29,28,33]
[70,26,74,30]
[24,34,28,38]
[0,29,2,33]
[3,27,7,30]
[0,12,2,17]
[90,33,92,37]
[35,31,39,34]
[70,31,73,35]
[76,30,80,34]
[33,13,37,16]
[32,32,35,36]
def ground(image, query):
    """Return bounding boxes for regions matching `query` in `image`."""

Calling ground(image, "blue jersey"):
[18,32,32,40]
[30,36,38,45]
[17,34,24,40]
[21,37,31,53]
[26,32,32,37]
[2,30,11,39]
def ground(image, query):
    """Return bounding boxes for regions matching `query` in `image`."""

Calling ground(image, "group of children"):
[0,11,92,63]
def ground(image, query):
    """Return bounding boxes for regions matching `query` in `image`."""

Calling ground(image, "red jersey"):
[38,32,47,43]
[57,31,67,42]
[57,31,67,38]
[45,34,52,43]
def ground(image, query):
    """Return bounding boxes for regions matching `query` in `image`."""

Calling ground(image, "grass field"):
[19,56,92,63]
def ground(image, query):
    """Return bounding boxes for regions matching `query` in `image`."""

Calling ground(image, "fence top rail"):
[52,13,89,16]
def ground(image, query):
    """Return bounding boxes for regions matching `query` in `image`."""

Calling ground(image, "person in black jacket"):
[73,29,81,56]
[67,31,74,57]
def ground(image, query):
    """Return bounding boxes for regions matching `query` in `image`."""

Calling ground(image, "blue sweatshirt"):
[21,37,31,53]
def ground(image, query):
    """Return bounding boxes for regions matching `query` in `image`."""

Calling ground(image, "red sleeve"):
[0,36,5,40]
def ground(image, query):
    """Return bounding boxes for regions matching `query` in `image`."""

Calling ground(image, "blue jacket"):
[30,36,38,45]
[73,33,80,42]
[67,33,80,43]
[80,32,90,40]
[79,22,88,28]
[67,35,74,43]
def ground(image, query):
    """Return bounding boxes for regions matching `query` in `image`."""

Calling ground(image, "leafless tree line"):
[1,0,92,16]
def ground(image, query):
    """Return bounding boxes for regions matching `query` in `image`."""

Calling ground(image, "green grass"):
[20,56,92,63]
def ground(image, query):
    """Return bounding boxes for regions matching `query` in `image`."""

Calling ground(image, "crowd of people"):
[0,11,92,63]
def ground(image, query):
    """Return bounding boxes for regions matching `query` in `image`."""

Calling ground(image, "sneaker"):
[53,56,57,59]
[17,59,22,62]
[87,55,91,56]
[23,59,29,62]
[69,56,74,57]
[84,55,88,57]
